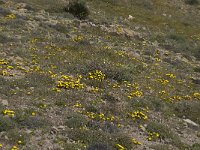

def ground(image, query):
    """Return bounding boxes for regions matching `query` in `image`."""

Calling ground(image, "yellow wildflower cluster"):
[86,112,115,121]
[1,70,14,76]
[131,111,148,120]
[123,81,139,89]
[132,138,142,145]
[57,75,84,89]
[0,59,8,65]
[10,145,19,150]
[74,102,83,108]
[159,90,166,95]
[0,143,2,148]
[115,144,126,150]
[73,35,84,42]
[104,46,111,50]
[170,95,182,101]
[88,70,106,81]
[86,112,96,119]
[166,73,176,78]
[157,79,169,85]
[194,92,200,100]
[5,14,16,19]
[147,132,160,141]
[115,51,129,57]
[128,90,143,99]
[3,109,15,117]
[112,83,120,88]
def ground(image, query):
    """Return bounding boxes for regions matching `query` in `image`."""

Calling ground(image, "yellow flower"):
[10,145,19,150]
[5,14,16,19]
[194,92,200,99]
[31,112,36,116]
[128,90,143,98]
[148,137,152,141]
[132,138,142,145]
[116,144,126,150]
[3,109,15,117]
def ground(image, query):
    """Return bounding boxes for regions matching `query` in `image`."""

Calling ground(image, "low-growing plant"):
[7,129,30,145]
[14,112,49,129]
[102,93,118,103]
[185,0,199,5]
[193,67,200,72]
[0,116,16,132]
[191,143,200,150]
[64,0,89,20]
[102,122,119,133]
[65,114,87,129]
[85,105,98,113]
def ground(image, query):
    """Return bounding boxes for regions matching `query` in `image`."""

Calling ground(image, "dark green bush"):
[65,112,87,129]
[191,143,200,150]
[185,0,199,5]
[65,0,89,20]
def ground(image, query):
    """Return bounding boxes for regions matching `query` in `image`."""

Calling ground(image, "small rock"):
[58,126,65,130]
[51,126,59,134]
[123,28,134,37]
[183,119,199,129]
[1,100,8,106]
[128,15,134,20]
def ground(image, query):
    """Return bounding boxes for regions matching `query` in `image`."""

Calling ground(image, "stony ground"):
[0,0,200,150]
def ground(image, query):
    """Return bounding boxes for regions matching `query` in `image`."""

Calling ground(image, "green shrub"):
[102,122,119,133]
[65,112,88,129]
[65,116,87,129]
[64,0,89,20]
[15,113,49,129]
[191,143,200,150]
[0,116,16,132]
[102,93,118,103]
[7,129,30,145]
[194,67,200,72]
[185,0,199,5]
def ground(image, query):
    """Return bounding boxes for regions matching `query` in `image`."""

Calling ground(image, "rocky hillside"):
[0,0,200,150]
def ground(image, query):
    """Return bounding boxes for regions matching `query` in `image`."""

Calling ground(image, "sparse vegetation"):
[0,0,199,149]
